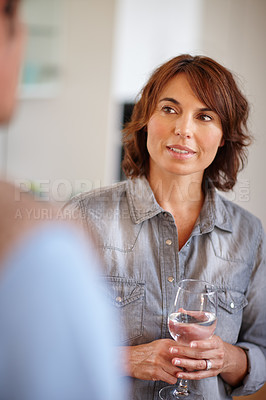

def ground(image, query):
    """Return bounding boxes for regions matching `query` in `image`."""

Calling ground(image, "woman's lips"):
[166,145,196,159]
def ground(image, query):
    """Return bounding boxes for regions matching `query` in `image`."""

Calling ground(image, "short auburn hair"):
[122,54,251,191]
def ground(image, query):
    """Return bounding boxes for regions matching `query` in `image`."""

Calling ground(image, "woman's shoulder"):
[63,181,132,223]
[67,180,129,208]
[217,192,264,237]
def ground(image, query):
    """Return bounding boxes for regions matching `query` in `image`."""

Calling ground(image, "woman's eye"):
[199,114,212,121]
[162,106,176,114]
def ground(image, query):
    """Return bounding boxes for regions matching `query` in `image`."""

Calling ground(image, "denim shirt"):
[66,176,266,400]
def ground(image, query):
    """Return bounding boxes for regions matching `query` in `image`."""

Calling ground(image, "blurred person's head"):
[122,54,251,191]
[0,0,24,123]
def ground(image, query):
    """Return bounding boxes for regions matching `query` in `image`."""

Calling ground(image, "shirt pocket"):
[103,276,145,344]
[216,288,248,344]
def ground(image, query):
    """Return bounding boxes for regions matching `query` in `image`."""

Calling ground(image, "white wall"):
[198,0,266,228]
[111,0,204,102]
[4,0,116,200]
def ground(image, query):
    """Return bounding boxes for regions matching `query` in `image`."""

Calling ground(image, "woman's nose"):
[174,116,193,138]
[174,128,191,138]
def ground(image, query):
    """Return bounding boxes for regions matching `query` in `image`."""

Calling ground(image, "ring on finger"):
[205,359,212,371]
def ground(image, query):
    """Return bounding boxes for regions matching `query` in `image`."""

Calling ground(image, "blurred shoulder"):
[0,180,57,264]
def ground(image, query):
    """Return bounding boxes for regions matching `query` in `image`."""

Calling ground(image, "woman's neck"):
[148,172,204,213]
[148,172,204,249]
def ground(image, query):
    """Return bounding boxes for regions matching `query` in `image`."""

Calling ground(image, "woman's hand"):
[124,339,183,384]
[170,335,248,387]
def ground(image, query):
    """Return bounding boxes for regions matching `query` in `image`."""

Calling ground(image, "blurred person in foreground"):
[66,54,266,399]
[0,1,125,399]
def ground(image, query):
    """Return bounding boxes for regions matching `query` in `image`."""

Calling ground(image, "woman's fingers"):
[128,335,227,383]
[176,367,218,380]
[172,357,209,372]
[170,335,226,378]
[128,339,182,383]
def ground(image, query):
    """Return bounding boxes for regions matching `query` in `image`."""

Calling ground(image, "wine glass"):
[159,279,218,400]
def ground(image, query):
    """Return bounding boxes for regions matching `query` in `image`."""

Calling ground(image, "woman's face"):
[147,73,224,183]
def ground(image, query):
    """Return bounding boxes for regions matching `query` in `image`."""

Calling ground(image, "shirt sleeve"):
[0,223,126,400]
[230,224,266,396]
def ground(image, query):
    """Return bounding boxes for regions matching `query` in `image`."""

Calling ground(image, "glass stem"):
[173,371,189,397]
[177,378,188,394]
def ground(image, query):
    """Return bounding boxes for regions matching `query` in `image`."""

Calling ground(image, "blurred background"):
[0,0,265,237]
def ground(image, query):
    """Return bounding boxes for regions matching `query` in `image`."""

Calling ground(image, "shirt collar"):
[197,186,233,234]
[126,176,233,233]
[126,176,162,223]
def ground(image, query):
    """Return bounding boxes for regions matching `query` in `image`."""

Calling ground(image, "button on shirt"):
[66,176,266,400]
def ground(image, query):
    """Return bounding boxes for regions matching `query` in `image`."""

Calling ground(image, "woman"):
[0,1,124,399]
[67,54,266,399]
